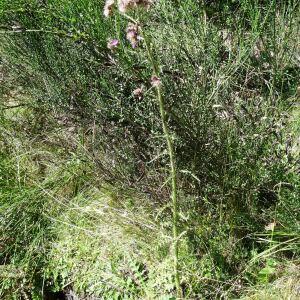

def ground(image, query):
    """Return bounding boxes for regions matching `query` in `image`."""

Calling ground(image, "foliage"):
[0,0,299,299]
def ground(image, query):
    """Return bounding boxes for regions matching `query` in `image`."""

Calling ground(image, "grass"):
[241,263,300,300]
[0,0,299,299]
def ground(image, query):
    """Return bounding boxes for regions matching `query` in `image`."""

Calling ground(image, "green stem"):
[142,30,182,298]
[157,86,181,298]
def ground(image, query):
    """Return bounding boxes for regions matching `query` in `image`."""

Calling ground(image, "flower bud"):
[104,0,115,17]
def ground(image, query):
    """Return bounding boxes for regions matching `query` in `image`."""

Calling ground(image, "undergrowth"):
[0,0,299,299]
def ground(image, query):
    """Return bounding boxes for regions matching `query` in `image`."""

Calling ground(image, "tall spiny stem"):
[141,29,182,298]
[120,9,182,297]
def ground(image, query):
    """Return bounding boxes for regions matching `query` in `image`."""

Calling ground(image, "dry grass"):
[242,264,300,300]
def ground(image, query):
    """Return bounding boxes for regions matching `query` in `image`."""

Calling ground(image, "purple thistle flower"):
[118,0,153,14]
[126,23,141,48]
[107,38,120,50]
[133,86,144,99]
[151,75,161,87]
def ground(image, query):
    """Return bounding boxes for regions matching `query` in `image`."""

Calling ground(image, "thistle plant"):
[103,0,182,297]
